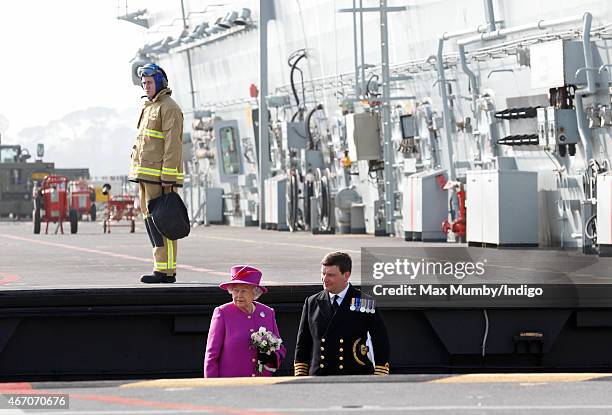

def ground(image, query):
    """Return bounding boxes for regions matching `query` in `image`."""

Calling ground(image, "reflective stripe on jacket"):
[129,88,184,185]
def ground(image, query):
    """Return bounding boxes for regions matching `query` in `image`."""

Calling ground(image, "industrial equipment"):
[264,174,288,230]
[102,194,137,234]
[402,170,448,241]
[69,180,97,221]
[441,181,466,242]
[33,175,78,234]
[466,169,539,247]
[0,143,53,219]
[597,173,612,255]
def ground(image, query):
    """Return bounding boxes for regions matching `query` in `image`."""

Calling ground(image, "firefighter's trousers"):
[139,182,177,276]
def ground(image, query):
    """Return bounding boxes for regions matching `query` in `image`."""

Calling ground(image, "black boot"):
[141,271,176,284]
[162,273,176,283]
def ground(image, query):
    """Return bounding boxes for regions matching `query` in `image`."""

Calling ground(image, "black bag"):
[147,189,190,240]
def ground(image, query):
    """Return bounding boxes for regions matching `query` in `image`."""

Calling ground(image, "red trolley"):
[33,175,79,234]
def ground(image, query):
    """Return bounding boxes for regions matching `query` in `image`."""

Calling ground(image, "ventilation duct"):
[205,17,224,35]
[188,22,209,40]
[234,8,251,26]
[218,11,238,29]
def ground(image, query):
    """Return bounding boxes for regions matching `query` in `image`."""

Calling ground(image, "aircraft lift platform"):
[2,221,612,381]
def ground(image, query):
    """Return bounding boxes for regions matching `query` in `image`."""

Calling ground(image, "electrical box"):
[597,173,612,247]
[546,108,579,146]
[205,187,224,224]
[306,150,324,171]
[537,107,548,146]
[346,112,381,161]
[402,170,448,242]
[263,175,288,230]
[399,114,416,139]
[266,94,291,108]
[530,40,591,89]
[282,121,308,150]
[214,120,243,183]
[466,170,539,246]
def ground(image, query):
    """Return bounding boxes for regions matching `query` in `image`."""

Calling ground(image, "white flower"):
[259,327,267,334]
[261,340,267,347]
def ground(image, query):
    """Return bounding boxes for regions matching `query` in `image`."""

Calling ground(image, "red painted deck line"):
[0,234,218,275]
[0,272,20,285]
[0,382,32,389]
[0,387,284,415]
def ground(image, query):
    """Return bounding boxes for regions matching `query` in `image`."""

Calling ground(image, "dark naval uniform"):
[294,284,390,376]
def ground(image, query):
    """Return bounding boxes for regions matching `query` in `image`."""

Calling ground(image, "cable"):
[286,172,298,232]
[481,309,489,358]
[585,213,597,241]
[288,50,308,121]
[366,74,379,97]
[305,104,324,150]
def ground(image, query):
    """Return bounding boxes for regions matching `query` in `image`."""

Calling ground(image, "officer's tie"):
[331,294,340,314]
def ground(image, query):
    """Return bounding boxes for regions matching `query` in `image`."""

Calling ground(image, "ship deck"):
[3,221,612,380]
[0,221,611,291]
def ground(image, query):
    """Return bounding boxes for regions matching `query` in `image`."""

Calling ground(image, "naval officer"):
[294,251,390,376]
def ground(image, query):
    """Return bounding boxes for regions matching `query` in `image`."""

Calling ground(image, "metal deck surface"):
[0,221,423,291]
[1,221,611,291]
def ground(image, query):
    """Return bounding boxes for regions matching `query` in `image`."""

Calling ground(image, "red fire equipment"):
[69,180,97,221]
[33,175,78,234]
[102,187,137,234]
[442,181,466,241]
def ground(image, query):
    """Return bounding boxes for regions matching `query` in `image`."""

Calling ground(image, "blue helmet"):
[138,63,168,93]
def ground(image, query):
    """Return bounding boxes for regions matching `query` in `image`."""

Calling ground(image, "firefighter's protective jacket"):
[129,88,184,186]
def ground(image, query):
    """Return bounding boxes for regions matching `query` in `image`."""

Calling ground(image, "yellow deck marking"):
[429,373,610,384]
[122,376,300,388]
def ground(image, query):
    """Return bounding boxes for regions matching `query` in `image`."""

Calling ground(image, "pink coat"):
[204,301,286,378]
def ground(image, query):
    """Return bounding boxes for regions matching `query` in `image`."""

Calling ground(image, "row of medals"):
[349,297,376,313]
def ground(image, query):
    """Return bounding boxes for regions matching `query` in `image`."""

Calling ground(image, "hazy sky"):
[0,1,148,139]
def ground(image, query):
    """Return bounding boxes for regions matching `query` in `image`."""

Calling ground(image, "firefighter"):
[129,63,184,283]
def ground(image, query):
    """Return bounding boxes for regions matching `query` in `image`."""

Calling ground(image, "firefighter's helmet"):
[137,63,168,93]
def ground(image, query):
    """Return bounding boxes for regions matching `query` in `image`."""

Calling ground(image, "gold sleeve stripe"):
[374,368,390,373]
[294,361,309,376]
[374,365,390,375]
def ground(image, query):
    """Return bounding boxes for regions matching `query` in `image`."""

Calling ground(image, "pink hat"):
[219,265,268,293]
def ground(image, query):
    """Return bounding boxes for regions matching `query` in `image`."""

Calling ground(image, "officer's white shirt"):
[328,283,350,305]
[328,283,376,365]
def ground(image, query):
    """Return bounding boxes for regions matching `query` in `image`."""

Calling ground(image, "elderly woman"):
[204,265,286,377]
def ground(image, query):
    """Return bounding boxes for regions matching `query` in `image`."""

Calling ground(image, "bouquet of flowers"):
[250,326,283,373]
